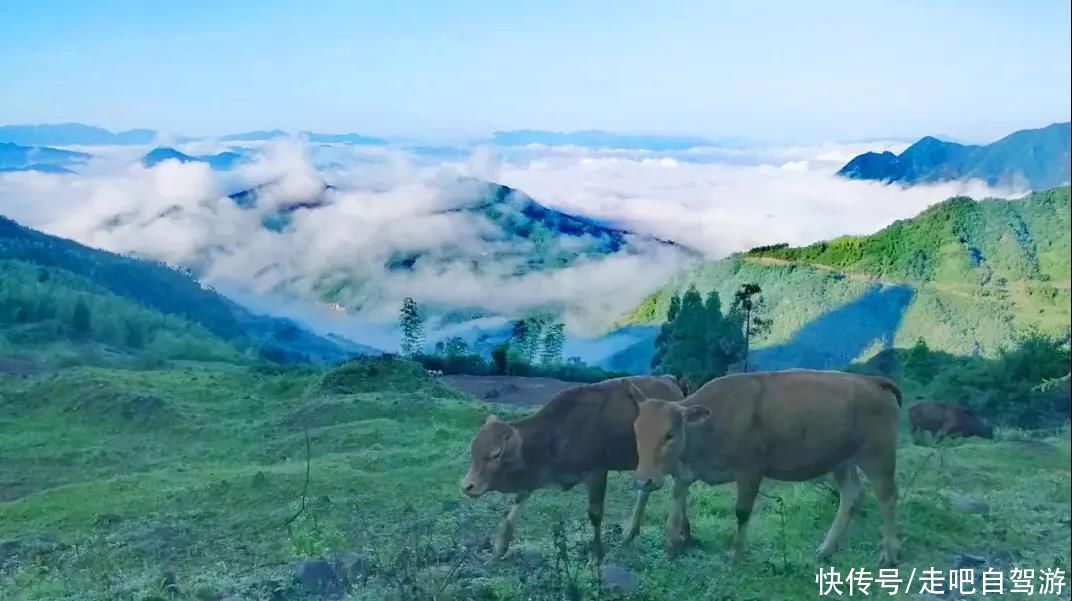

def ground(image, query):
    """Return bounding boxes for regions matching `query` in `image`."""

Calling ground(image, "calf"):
[909,401,993,440]
[460,375,685,560]
[631,369,902,565]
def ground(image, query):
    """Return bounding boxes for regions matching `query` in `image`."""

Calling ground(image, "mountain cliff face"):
[616,187,1071,372]
[838,122,1071,190]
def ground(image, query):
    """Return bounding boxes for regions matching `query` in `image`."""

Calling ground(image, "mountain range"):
[302,179,693,320]
[141,147,249,170]
[612,186,1071,373]
[0,142,91,174]
[0,123,156,146]
[490,129,723,150]
[0,123,390,147]
[838,122,1071,190]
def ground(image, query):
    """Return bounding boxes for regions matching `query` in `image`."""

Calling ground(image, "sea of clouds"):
[0,136,1019,352]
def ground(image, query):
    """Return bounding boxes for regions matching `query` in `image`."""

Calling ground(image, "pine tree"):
[522,316,545,364]
[731,283,772,372]
[71,299,92,339]
[491,344,509,375]
[905,337,936,382]
[541,322,566,366]
[398,297,424,356]
[652,294,681,372]
[652,286,745,389]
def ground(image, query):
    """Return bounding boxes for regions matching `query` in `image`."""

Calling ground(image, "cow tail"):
[878,378,903,407]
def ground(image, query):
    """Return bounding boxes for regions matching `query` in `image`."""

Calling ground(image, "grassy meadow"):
[1,358,1068,600]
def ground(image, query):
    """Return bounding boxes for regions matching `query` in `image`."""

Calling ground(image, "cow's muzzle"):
[460,475,486,498]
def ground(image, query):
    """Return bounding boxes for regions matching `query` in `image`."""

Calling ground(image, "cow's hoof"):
[665,539,688,558]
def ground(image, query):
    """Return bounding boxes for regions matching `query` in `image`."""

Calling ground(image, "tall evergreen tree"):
[652,293,681,372]
[71,299,92,339]
[730,283,772,372]
[398,297,424,356]
[541,322,566,366]
[652,285,745,389]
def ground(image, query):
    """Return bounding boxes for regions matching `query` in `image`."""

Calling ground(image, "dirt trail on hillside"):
[743,256,1071,296]
[440,375,584,407]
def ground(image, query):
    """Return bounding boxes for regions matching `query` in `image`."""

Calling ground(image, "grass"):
[0,359,1069,600]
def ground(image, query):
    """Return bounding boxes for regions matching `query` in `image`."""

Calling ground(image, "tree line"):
[651,282,771,390]
[397,283,772,387]
[397,298,625,383]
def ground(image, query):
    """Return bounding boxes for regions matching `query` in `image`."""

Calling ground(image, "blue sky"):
[1,0,1069,142]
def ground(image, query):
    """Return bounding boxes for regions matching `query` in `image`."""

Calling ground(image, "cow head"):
[460,415,524,497]
[631,391,710,492]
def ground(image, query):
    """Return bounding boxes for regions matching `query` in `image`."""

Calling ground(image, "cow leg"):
[732,475,762,561]
[622,489,651,544]
[816,463,862,559]
[585,471,608,563]
[493,491,530,559]
[664,478,692,556]
[859,453,899,566]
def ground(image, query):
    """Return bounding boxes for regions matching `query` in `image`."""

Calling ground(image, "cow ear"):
[683,405,711,425]
[485,414,500,425]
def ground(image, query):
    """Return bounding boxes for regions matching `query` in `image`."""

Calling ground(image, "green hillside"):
[0,258,244,367]
[1,357,1067,600]
[622,187,1071,369]
[0,215,378,364]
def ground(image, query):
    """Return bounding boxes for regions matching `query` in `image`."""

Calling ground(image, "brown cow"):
[460,375,685,560]
[909,401,993,440]
[631,369,902,565]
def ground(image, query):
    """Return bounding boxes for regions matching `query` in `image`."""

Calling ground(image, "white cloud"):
[495,142,1016,258]
[0,138,1020,349]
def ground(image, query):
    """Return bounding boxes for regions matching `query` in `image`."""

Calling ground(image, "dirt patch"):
[440,375,584,407]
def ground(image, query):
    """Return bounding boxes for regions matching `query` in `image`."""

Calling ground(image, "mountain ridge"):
[0,215,380,362]
[614,186,1071,372]
[838,122,1071,190]
[142,147,248,170]
[0,142,91,173]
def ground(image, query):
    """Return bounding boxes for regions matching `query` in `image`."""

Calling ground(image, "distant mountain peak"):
[0,141,92,173]
[838,122,1071,190]
[141,146,247,170]
[0,123,157,146]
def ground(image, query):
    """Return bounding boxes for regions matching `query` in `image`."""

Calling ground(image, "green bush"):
[320,355,430,394]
